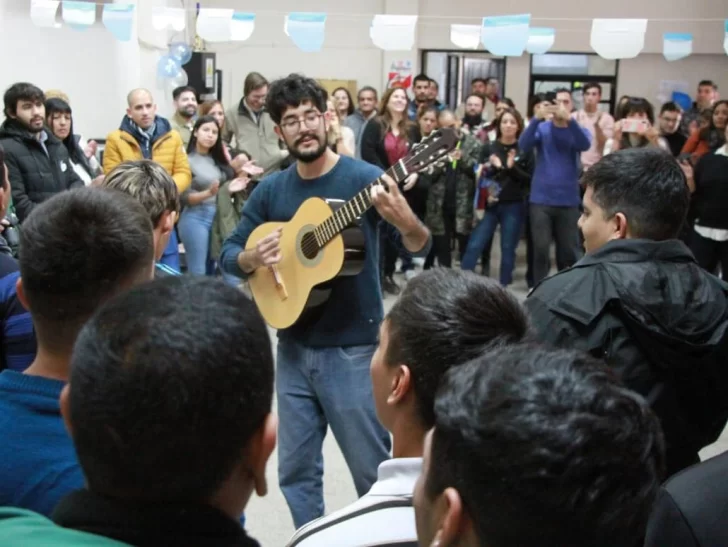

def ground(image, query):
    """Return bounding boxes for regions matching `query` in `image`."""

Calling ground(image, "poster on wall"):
[387,60,413,89]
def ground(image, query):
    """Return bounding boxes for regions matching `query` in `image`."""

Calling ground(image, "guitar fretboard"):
[312,160,407,247]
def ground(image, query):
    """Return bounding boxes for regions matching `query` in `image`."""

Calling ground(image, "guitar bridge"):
[270,266,288,301]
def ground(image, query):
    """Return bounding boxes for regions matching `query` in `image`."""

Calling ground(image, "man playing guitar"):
[220,74,431,529]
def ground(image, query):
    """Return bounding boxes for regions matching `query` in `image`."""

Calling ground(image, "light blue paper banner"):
[526,27,555,54]
[231,12,255,41]
[663,33,692,61]
[62,1,95,31]
[481,14,531,56]
[724,20,728,56]
[102,4,135,42]
[285,12,326,52]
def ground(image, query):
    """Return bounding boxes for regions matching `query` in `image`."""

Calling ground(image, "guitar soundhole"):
[300,231,319,260]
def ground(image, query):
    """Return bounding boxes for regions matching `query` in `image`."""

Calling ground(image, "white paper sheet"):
[30,0,60,29]
[450,24,481,49]
[231,12,255,42]
[590,19,647,59]
[370,15,417,51]
[196,8,233,42]
[663,33,692,62]
[151,7,186,32]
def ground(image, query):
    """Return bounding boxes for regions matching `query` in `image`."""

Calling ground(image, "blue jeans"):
[461,201,525,286]
[277,339,391,529]
[178,204,216,276]
[159,229,180,271]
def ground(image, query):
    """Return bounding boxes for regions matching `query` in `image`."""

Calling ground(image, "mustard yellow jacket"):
[103,116,191,193]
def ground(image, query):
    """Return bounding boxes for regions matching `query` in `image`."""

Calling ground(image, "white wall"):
[1,0,726,138]
[0,0,177,139]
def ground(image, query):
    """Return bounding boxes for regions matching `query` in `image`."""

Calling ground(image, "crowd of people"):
[0,68,724,547]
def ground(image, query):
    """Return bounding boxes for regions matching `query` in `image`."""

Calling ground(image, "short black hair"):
[413,73,430,86]
[69,276,274,502]
[357,86,378,101]
[698,80,717,91]
[19,188,154,351]
[471,77,487,86]
[265,73,327,125]
[427,344,665,547]
[660,101,682,115]
[3,82,45,117]
[554,87,572,96]
[583,82,602,95]
[385,269,529,428]
[103,160,180,227]
[622,97,655,124]
[172,85,197,101]
[582,147,689,241]
[497,97,515,108]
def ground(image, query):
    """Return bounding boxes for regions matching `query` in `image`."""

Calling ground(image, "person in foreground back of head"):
[525,147,728,478]
[414,345,665,547]
[0,187,155,516]
[0,276,276,546]
[102,160,181,277]
[287,269,529,547]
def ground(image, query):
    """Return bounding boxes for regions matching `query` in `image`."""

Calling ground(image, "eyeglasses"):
[280,112,323,135]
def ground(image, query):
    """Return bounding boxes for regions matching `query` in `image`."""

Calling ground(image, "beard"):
[16,116,44,134]
[178,106,197,118]
[287,133,327,163]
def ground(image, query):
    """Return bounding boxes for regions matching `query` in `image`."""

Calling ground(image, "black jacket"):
[525,239,728,477]
[0,120,83,222]
[479,140,534,202]
[645,451,728,547]
[692,152,728,230]
[53,490,260,547]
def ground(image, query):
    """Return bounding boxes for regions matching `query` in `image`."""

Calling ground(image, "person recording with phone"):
[605,97,668,155]
[519,89,591,286]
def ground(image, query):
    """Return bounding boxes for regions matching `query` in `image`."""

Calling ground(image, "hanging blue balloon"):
[672,91,692,112]
[169,42,193,65]
[157,55,182,79]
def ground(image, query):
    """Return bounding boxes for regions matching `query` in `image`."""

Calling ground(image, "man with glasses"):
[658,102,687,157]
[220,74,431,530]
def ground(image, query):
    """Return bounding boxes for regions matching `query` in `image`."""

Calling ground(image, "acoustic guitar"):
[246,127,458,329]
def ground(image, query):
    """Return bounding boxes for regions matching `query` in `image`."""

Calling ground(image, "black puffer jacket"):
[525,239,728,478]
[0,120,83,222]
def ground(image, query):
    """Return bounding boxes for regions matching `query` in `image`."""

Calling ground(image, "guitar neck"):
[313,161,405,247]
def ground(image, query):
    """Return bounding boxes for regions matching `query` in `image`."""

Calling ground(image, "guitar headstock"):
[403,127,459,175]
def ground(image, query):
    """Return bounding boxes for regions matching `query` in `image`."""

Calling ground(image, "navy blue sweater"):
[221,156,414,347]
[0,254,36,372]
[519,119,591,207]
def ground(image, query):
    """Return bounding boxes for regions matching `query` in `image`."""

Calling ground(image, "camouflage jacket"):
[424,133,482,235]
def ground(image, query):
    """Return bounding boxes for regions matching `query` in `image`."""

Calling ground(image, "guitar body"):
[246,197,365,329]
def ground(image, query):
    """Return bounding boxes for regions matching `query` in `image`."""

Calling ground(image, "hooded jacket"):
[0,120,84,222]
[525,239,728,477]
[103,116,191,193]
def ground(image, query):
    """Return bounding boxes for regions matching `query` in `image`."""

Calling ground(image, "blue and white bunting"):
[30,0,60,28]
[61,1,95,31]
[231,12,255,42]
[285,12,327,52]
[102,4,135,42]
[450,24,481,49]
[370,15,417,51]
[481,14,531,56]
[526,28,555,54]
[590,19,647,59]
[663,33,692,61]
[197,8,233,42]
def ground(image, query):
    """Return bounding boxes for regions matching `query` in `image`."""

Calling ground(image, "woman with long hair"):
[179,115,236,276]
[44,98,102,185]
[417,104,438,139]
[461,107,534,285]
[331,87,354,124]
[361,87,421,294]
[681,100,728,161]
[325,99,356,157]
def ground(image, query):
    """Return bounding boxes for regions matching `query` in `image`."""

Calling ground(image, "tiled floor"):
[244,247,728,546]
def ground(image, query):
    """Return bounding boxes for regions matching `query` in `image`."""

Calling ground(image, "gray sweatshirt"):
[185,152,225,206]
